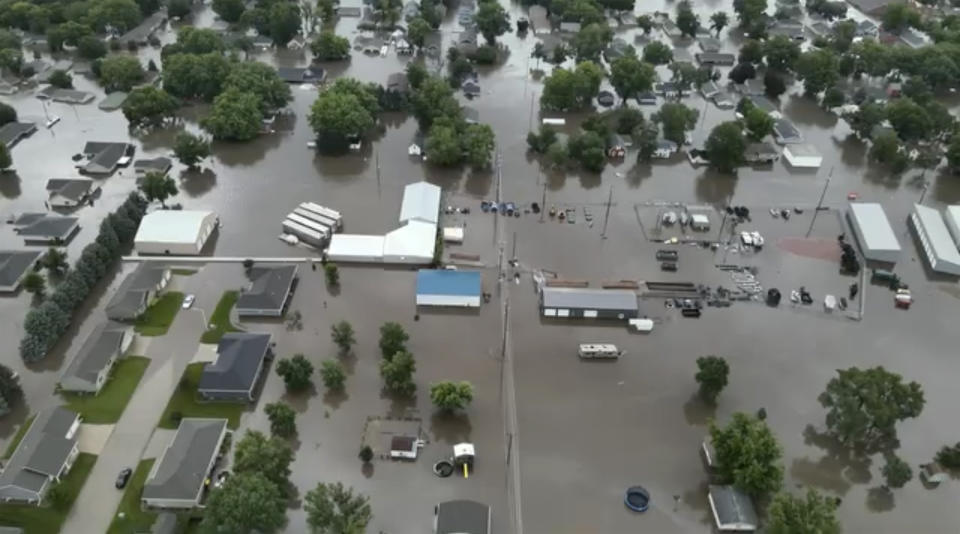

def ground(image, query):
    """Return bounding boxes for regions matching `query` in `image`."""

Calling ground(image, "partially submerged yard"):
[0,453,97,533]
[61,356,150,424]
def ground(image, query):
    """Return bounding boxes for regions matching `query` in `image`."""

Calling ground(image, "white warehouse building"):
[135,210,219,256]
[910,204,960,276]
[847,203,900,263]
[945,205,960,248]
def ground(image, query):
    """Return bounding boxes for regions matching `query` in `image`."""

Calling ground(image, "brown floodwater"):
[2,0,960,531]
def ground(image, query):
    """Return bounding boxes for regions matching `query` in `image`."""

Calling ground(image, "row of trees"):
[20,248,69,298]
[1,0,150,41]
[0,364,23,416]
[20,192,148,361]
[210,0,302,47]
[410,71,496,169]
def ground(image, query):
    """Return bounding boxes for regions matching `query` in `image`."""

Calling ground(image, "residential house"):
[808,21,833,38]
[0,250,43,293]
[603,39,632,62]
[0,122,37,148]
[10,213,80,245]
[198,333,273,402]
[697,36,721,53]
[251,35,273,50]
[235,265,299,317]
[636,90,657,105]
[79,141,134,175]
[654,82,682,98]
[98,92,129,111]
[736,79,766,97]
[899,27,930,48]
[846,0,903,16]
[59,322,133,394]
[855,19,878,37]
[462,79,481,97]
[695,52,735,66]
[773,118,803,144]
[134,157,172,178]
[0,407,81,504]
[287,35,307,51]
[396,37,412,54]
[141,418,229,510]
[455,29,478,55]
[106,264,172,321]
[434,500,491,534]
[528,6,550,35]
[387,72,410,96]
[653,139,678,159]
[699,80,721,99]
[118,11,165,46]
[46,178,99,208]
[744,142,780,163]
[672,47,694,65]
[768,21,805,41]
[661,19,682,38]
[336,6,362,17]
[606,134,626,158]
[402,1,420,21]
[559,21,582,33]
[36,87,95,104]
[746,94,779,115]
[276,66,327,84]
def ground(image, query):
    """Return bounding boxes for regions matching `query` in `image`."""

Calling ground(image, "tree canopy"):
[233,430,294,488]
[319,359,346,390]
[706,121,746,173]
[309,78,379,152]
[122,86,179,129]
[201,88,263,141]
[99,55,144,92]
[475,1,510,45]
[311,31,350,60]
[200,472,287,534]
[766,489,841,534]
[173,132,211,168]
[540,61,604,111]
[710,412,784,498]
[304,482,372,534]
[265,401,297,438]
[430,381,474,411]
[571,23,612,62]
[379,322,409,358]
[695,356,729,404]
[654,102,698,145]
[795,49,839,95]
[139,172,178,206]
[223,61,292,114]
[610,54,656,101]
[276,354,314,391]
[380,350,416,396]
[642,41,672,65]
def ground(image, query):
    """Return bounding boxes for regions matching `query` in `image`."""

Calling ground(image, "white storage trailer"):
[292,208,338,232]
[285,213,331,239]
[300,203,343,229]
[282,219,326,247]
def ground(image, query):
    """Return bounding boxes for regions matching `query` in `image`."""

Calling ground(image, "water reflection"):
[0,172,22,199]
[429,411,472,444]
[179,168,218,197]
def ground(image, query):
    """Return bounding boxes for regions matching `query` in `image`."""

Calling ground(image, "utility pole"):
[918,174,930,205]
[539,183,546,223]
[601,185,613,239]
[375,150,381,197]
[806,169,832,238]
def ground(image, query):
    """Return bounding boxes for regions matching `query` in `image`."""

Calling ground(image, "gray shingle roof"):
[11,213,79,242]
[436,500,491,534]
[0,407,79,501]
[276,67,326,83]
[134,157,172,173]
[235,265,297,314]
[46,178,96,202]
[541,287,639,311]
[106,264,169,320]
[142,418,227,502]
[60,322,129,389]
[0,122,37,148]
[82,142,131,174]
[0,250,43,290]
[198,333,271,394]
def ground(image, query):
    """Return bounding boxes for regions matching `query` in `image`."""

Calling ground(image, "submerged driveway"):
[62,307,207,534]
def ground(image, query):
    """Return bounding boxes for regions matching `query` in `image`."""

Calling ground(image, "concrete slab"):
[191,344,218,364]
[128,334,152,357]
[77,423,114,454]
[143,428,175,459]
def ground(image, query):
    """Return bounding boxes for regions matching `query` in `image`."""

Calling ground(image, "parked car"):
[182,294,196,309]
[116,468,133,489]
[655,250,679,261]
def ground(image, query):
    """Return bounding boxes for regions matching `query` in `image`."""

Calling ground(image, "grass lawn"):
[0,453,97,534]
[171,269,197,276]
[106,459,156,534]
[157,363,244,429]
[200,290,241,344]
[3,415,35,459]
[60,356,150,424]
[135,292,185,337]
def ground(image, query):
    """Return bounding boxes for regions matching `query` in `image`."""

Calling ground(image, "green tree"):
[822,86,845,108]
[935,443,960,469]
[269,2,301,46]
[311,31,350,60]
[324,262,339,286]
[276,354,314,391]
[882,3,921,32]
[882,455,912,489]
[426,119,462,166]
[173,132,211,168]
[48,69,73,89]
[200,472,287,534]
[122,86,179,129]
[795,49,839,95]
[0,144,11,172]
[91,0,142,33]
[304,482,372,534]
[411,76,460,129]
[733,0,766,31]
[0,102,16,126]
[380,350,416,396]
[23,272,46,297]
[407,17,430,50]
[20,300,70,361]
[710,12,728,36]
[223,61,292,114]
[695,356,729,404]
[843,102,885,140]
[213,0,246,23]
[475,1,509,45]
[265,401,297,437]
[616,109,644,135]
[637,14,653,34]
[763,35,800,72]
[379,322,408,358]
[633,121,659,163]
[162,52,232,101]
[309,87,376,152]
[527,126,558,153]
[319,359,346,390]
[567,131,606,172]
[710,412,784,498]
[947,135,960,174]
[331,320,355,354]
[358,446,373,463]
[41,248,68,276]
[139,172,178,206]
[743,106,774,141]
[99,55,144,92]
[706,121,746,173]
[462,122,495,168]
[886,97,931,142]
[0,364,23,414]
[202,88,263,141]
[675,0,699,38]
[766,490,841,534]
[318,0,336,22]
[738,39,764,64]
[46,481,69,510]
[168,0,192,18]
[406,62,428,90]
[641,41,672,65]
[233,430,294,487]
[430,380,474,411]
[818,366,924,449]
[166,27,226,56]
[764,71,787,98]
[654,102,699,146]
[610,54,656,101]
[571,23,612,62]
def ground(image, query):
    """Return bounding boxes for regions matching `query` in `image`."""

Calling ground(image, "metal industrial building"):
[540,287,639,319]
[134,210,218,256]
[945,205,960,248]
[909,204,960,276]
[416,269,482,307]
[847,203,901,263]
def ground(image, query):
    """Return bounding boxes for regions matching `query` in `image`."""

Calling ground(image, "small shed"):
[443,227,464,243]
[416,269,482,307]
[772,118,803,144]
[783,144,822,168]
[743,143,779,164]
[708,485,757,532]
[847,203,901,263]
[690,213,710,230]
[390,436,423,459]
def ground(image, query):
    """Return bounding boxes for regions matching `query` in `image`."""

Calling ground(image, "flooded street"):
[3,0,960,531]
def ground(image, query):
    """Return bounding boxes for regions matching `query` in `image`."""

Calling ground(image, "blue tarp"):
[416,270,481,297]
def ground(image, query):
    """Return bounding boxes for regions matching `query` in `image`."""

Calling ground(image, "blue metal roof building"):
[416,270,482,307]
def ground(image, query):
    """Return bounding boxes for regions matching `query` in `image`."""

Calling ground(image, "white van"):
[577,344,623,359]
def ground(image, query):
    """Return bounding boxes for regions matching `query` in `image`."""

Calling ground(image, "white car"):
[182,294,196,309]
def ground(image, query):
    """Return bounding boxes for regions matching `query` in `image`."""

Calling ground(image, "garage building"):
[909,204,960,276]
[945,205,960,248]
[847,203,900,263]
[135,210,218,256]
[327,234,385,263]
[540,287,639,319]
[416,269,482,307]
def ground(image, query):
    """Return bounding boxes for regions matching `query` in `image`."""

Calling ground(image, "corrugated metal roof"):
[416,270,481,297]
[541,287,638,311]
[399,182,441,224]
[849,203,901,253]
[135,210,216,245]
[912,204,960,273]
